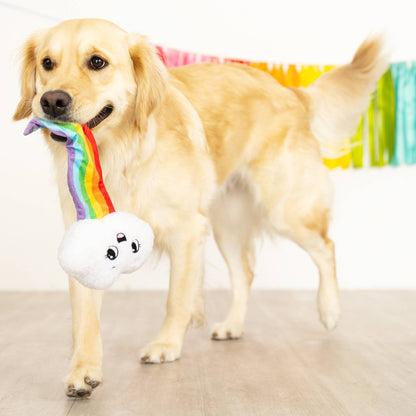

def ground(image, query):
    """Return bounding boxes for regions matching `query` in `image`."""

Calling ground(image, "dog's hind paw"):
[211,320,243,340]
[318,295,340,331]
[140,342,181,364]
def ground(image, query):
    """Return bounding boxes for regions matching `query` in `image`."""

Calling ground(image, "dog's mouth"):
[50,105,114,142]
[86,105,114,129]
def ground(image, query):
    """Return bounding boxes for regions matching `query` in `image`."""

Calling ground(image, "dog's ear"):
[13,33,39,121]
[128,34,168,135]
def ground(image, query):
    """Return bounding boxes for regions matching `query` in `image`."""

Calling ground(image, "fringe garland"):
[156,46,414,170]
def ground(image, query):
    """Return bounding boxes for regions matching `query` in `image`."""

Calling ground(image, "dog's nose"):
[40,90,72,118]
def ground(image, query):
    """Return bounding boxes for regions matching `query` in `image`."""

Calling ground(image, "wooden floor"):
[0,291,415,416]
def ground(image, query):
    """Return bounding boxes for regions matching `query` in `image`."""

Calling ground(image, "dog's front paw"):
[140,342,181,364]
[65,364,102,398]
[211,320,243,340]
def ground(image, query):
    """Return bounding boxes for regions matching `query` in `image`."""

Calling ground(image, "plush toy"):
[24,119,154,290]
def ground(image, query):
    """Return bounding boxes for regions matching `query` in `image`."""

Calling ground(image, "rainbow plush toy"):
[24,119,154,290]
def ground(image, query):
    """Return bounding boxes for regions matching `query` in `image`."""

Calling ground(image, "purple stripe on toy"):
[23,118,68,138]
[66,138,86,220]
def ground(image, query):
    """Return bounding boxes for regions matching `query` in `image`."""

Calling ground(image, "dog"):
[14,18,389,397]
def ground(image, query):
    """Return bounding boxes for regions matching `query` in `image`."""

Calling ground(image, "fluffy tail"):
[306,36,390,159]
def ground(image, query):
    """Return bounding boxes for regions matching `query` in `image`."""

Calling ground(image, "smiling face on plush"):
[58,212,154,289]
[23,118,155,290]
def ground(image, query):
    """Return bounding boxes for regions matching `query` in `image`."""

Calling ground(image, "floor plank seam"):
[65,399,75,416]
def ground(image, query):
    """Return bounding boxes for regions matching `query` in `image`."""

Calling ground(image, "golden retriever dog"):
[14,18,388,397]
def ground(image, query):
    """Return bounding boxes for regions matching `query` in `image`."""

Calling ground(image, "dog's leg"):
[269,217,340,330]
[305,236,339,330]
[275,210,339,330]
[283,229,339,330]
[140,216,207,363]
[65,277,103,397]
[211,231,255,340]
[210,185,257,340]
[278,197,340,330]
[250,132,340,330]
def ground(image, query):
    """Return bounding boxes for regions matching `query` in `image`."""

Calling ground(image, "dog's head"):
[14,19,167,139]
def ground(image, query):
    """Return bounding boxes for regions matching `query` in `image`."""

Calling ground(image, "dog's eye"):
[89,56,108,70]
[131,239,140,253]
[106,246,119,261]
[42,58,54,71]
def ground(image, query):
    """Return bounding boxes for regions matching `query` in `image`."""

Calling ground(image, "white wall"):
[1,0,416,290]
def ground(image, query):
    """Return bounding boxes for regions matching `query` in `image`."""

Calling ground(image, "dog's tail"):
[304,35,390,159]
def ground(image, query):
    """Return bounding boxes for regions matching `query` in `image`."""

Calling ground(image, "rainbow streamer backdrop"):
[156,46,415,170]
[24,119,115,220]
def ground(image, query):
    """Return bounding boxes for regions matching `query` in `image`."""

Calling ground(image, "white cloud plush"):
[58,212,154,289]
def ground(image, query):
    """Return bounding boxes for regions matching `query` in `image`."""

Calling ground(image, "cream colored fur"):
[14,18,389,397]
